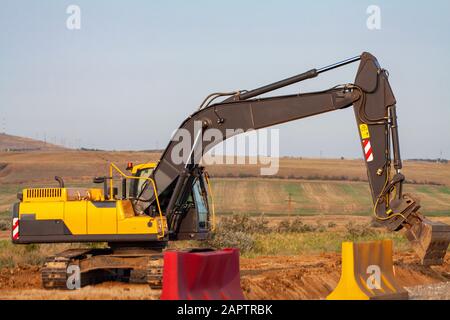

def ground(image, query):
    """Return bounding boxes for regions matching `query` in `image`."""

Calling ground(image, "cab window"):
[192,178,208,228]
[130,168,153,198]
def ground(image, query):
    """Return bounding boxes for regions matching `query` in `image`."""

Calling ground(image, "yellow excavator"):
[11,52,450,289]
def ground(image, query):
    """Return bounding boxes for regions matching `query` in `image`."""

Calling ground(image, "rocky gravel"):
[406,282,450,300]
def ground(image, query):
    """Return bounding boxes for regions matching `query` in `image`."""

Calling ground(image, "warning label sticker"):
[359,124,370,140]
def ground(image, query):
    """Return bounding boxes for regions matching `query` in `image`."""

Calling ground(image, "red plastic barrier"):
[160,248,245,300]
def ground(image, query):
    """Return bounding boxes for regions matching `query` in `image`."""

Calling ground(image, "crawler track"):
[41,248,164,289]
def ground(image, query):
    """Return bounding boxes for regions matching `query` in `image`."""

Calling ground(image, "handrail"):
[204,172,216,232]
[109,163,165,239]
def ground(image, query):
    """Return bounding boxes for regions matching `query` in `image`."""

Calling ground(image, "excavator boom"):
[136,52,450,264]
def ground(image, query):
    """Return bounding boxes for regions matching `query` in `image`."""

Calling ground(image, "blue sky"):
[1,0,449,158]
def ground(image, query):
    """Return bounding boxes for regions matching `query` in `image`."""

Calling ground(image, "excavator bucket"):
[405,216,450,266]
[160,248,245,300]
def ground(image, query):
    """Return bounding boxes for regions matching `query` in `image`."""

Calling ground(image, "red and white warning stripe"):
[362,139,374,162]
[12,218,19,240]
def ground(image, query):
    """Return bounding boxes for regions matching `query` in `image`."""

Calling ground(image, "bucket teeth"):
[405,216,450,266]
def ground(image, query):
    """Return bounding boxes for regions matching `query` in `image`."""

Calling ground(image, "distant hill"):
[0,133,66,152]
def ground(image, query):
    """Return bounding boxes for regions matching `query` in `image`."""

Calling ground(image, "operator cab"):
[170,168,211,240]
[128,162,213,240]
[127,162,156,203]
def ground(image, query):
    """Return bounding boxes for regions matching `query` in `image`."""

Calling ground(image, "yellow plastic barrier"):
[327,239,408,300]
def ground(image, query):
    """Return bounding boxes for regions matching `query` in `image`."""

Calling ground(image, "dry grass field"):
[212,178,450,216]
[1,150,449,215]
[2,150,450,185]
[0,133,64,152]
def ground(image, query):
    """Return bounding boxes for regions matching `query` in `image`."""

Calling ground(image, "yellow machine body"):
[19,191,164,234]
[12,162,168,244]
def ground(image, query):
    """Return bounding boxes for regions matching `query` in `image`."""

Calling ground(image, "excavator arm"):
[137,52,449,264]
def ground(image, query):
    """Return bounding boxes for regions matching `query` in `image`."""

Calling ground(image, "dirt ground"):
[240,252,450,300]
[1,215,449,300]
[0,251,448,300]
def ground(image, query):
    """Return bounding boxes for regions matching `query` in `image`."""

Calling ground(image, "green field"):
[1,178,450,217]
[210,178,450,216]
